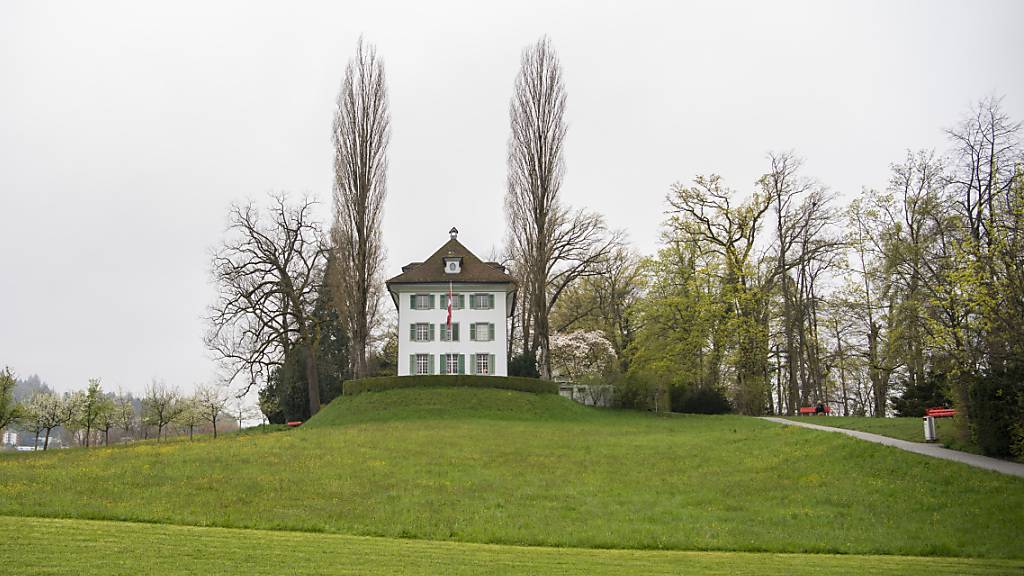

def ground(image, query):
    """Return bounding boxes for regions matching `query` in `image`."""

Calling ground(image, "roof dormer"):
[444,256,462,274]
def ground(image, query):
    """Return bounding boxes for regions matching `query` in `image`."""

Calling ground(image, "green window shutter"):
[458,354,465,374]
[440,354,447,375]
[409,354,415,375]
[410,294,416,309]
[452,323,459,342]
[439,294,446,309]
[439,323,447,342]
[429,323,435,341]
[458,294,465,309]
[488,294,495,309]
[429,294,435,309]
[428,354,435,374]
[470,323,477,341]
[488,323,495,342]
[409,323,416,341]
[469,294,477,310]
[489,354,496,375]
[470,354,477,375]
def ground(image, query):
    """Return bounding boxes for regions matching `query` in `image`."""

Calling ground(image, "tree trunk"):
[305,344,321,416]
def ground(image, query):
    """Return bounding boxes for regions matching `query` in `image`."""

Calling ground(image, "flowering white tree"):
[549,330,617,382]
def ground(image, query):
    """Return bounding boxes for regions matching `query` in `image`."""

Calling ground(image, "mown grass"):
[1,388,1022,560]
[781,415,957,442]
[2,516,1020,576]
[778,415,996,457]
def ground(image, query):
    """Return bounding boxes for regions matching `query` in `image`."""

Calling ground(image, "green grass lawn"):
[1,388,1022,563]
[2,516,1020,576]
[781,415,958,443]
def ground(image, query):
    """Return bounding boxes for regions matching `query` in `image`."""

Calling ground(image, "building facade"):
[386,228,517,377]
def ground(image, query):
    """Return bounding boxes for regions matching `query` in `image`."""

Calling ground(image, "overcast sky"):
[1,0,1022,396]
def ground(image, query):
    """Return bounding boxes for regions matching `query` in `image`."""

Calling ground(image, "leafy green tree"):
[664,175,773,415]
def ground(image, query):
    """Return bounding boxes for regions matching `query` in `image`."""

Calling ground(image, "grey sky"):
[1,0,1022,396]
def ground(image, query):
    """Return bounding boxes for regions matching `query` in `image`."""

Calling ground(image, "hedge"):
[341,375,558,397]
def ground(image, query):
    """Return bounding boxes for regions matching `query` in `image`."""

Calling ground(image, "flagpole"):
[448,281,453,375]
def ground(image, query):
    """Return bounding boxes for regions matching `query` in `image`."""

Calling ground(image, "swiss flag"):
[446,283,453,329]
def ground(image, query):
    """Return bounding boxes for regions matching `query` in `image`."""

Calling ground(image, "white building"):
[387,228,517,377]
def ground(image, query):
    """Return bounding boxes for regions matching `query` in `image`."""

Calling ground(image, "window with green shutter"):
[414,354,429,375]
[440,323,459,342]
[411,294,434,310]
[413,323,430,342]
[458,354,465,374]
[470,323,493,342]
[470,293,494,310]
[475,353,491,375]
[439,354,447,375]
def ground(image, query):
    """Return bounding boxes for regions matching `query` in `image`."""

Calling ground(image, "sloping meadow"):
[1,388,1021,559]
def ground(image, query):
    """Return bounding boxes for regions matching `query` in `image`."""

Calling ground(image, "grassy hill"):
[1,386,1023,573]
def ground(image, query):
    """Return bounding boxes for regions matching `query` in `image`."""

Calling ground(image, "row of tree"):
[198,35,1021,458]
[0,369,249,450]
[531,92,1023,457]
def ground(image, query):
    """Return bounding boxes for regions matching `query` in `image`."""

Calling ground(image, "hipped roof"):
[386,237,516,287]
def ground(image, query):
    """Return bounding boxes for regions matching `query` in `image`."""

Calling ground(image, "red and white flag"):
[446,282,453,329]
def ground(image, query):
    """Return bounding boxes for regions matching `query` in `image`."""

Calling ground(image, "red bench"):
[925,408,957,418]
[798,406,831,415]
[286,421,303,427]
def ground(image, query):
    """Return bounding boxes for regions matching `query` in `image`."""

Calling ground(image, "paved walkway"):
[760,417,1024,478]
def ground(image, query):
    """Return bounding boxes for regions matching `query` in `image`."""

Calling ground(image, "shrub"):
[612,373,656,410]
[508,351,540,378]
[965,364,1024,457]
[890,371,952,417]
[670,386,732,414]
[341,375,558,397]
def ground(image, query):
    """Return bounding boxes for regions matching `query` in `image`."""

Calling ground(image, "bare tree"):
[332,37,390,379]
[505,36,620,378]
[206,193,330,416]
[142,380,182,442]
[195,383,229,438]
[945,95,1022,248]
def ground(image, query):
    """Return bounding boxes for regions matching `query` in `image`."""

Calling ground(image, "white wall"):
[393,283,513,376]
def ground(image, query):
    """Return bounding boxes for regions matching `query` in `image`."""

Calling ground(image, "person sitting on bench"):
[815,400,825,415]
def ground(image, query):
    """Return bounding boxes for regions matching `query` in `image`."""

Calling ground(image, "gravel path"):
[760,416,1024,478]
